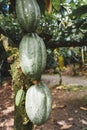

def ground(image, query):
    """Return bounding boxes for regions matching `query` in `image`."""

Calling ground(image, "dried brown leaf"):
[60,124,72,129]
[80,107,87,111]
[57,104,66,109]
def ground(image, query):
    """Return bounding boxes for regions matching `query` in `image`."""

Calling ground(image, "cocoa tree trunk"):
[1,38,33,130]
[11,59,33,130]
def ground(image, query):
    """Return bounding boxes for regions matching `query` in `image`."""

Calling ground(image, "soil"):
[0,74,87,130]
[0,77,14,130]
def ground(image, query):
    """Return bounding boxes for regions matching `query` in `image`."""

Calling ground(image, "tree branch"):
[46,40,87,48]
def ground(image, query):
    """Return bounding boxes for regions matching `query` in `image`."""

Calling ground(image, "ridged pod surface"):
[19,33,47,80]
[15,89,25,106]
[16,0,41,32]
[25,82,52,125]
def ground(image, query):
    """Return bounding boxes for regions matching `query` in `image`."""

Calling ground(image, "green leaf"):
[37,0,45,14]
[72,5,87,17]
[74,19,85,29]
[80,22,87,30]
[60,5,67,17]
[82,128,87,130]
[0,0,3,2]
[15,89,25,106]
[51,0,60,12]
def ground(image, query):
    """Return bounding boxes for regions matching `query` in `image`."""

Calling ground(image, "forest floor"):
[0,77,14,130]
[0,65,87,130]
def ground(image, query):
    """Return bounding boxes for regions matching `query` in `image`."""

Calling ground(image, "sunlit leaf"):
[51,0,60,12]
[0,0,3,2]
[66,0,72,3]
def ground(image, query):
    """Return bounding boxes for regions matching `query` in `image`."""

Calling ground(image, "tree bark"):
[1,38,33,130]
[11,59,33,130]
